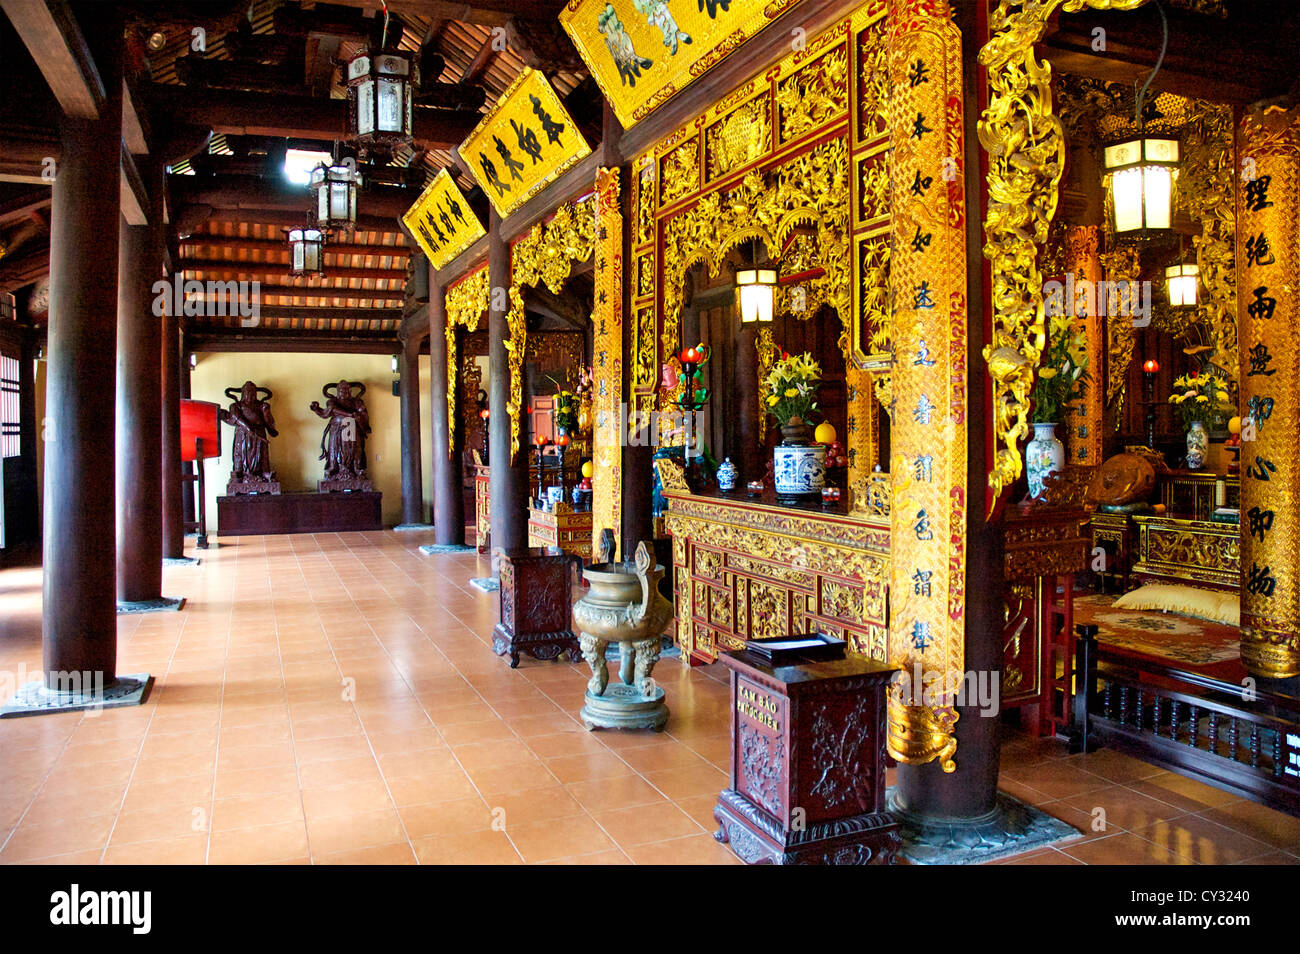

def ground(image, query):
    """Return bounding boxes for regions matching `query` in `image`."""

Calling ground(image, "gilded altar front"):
[661,463,891,666]
[1131,514,1240,592]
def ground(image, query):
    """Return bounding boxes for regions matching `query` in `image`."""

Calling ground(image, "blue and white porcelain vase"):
[1186,420,1208,470]
[1025,422,1065,499]
[773,425,826,500]
[716,457,737,492]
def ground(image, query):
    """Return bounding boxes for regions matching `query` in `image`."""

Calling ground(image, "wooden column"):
[160,293,184,559]
[115,200,164,604]
[429,271,465,545]
[487,209,528,553]
[1237,105,1300,681]
[397,328,426,526]
[42,45,122,682]
[605,105,652,552]
[890,0,1002,826]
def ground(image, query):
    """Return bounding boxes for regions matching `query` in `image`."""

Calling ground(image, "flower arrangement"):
[1030,315,1090,424]
[1168,370,1231,429]
[546,376,580,435]
[764,351,822,428]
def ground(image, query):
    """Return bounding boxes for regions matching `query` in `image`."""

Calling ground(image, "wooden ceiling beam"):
[0,0,105,119]
[180,236,408,259]
[459,36,496,85]
[0,188,52,228]
[144,84,480,147]
[0,244,50,292]
[318,1,566,27]
[190,330,399,355]
[186,284,406,303]
[180,206,404,234]
[180,259,408,282]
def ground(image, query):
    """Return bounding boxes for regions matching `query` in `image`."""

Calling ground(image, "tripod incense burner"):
[572,538,672,731]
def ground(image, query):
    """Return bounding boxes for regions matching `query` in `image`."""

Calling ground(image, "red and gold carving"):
[592,167,624,558]
[1236,105,1300,678]
[886,0,967,774]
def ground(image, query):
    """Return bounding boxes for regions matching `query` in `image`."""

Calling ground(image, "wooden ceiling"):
[0,0,593,344]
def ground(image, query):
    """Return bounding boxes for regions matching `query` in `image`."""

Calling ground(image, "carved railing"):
[1072,626,1300,817]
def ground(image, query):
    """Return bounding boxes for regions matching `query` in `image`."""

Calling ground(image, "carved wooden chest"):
[713,650,900,865]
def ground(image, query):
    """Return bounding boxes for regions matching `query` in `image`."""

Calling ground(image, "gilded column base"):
[886,693,959,774]
[1240,626,1300,680]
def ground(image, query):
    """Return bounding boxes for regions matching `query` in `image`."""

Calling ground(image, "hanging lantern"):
[1103,138,1180,234]
[310,163,358,232]
[286,226,325,277]
[346,47,416,155]
[735,268,777,324]
[1164,262,1199,308]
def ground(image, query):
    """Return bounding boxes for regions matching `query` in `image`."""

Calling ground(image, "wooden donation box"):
[714,645,900,865]
[492,547,581,668]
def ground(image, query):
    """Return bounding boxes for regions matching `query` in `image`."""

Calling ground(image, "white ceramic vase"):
[1025,422,1065,499]
[1186,420,1208,470]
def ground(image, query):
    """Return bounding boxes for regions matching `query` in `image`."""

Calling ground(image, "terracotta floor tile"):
[208,821,310,864]
[399,798,494,839]
[1197,800,1300,849]
[316,842,416,865]
[300,782,395,822]
[210,792,306,832]
[541,849,632,864]
[544,751,637,784]
[624,832,743,865]
[1061,784,1189,833]
[4,535,1294,866]
[591,801,704,847]
[1134,814,1276,864]
[642,763,729,801]
[504,814,618,863]
[305,808,406,856]
[411,828,520,865]
[0,813,117,863]
[565,775,667,813]
[1127,773,1244,813]
[488,786,586,826]
[103,833,209,865]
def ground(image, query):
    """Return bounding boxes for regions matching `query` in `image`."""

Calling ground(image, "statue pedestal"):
[225,478,281,495]
[318,476,375,493]
[218,491,381,534]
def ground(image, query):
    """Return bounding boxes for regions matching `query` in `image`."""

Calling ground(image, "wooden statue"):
[219,381,281,494]
[311,380,374,492]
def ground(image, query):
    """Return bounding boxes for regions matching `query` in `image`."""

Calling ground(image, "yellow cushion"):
[1112,584,1239,627]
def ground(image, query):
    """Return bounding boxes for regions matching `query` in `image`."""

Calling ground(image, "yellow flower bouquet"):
[764,351,822,429]
[1030,314,1090,424]
[1168,371,1231,429]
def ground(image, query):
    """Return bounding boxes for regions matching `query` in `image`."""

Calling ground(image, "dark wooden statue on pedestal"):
[219,381,281,494]
[493,548,582,668]
[311,380,374,492]
[713,648,900,865]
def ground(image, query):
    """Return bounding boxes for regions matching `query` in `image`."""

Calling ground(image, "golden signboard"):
[402,169,486,270]
[559,0,806,129]
[459,67,591,218]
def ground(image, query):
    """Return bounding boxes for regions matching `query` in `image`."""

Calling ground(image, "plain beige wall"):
[191,350,434,531]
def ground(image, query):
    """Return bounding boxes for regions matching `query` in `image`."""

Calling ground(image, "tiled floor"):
[1,530,1297,865]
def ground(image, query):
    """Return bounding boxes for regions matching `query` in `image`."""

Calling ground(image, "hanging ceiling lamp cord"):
[380,0,391,50]
[1134,0,1169,130]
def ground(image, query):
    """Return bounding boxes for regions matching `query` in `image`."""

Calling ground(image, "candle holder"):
[674,344,712,488]
[1142,358,1159,450]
